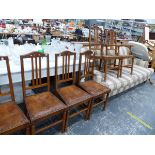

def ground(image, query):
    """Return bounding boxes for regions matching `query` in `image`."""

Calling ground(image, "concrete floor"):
[3,73,155,135]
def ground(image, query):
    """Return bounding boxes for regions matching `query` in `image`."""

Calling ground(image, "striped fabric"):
[119,47,130,65]
[134,58,148,68]
[92,65,154,96]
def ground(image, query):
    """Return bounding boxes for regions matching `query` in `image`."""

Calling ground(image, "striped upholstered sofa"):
[92,46,154,97]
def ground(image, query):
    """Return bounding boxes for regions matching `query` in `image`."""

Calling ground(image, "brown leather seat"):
[57,85,92,108]
[25,92,66,123]
[0,101,29,134]
[79,80,111,97]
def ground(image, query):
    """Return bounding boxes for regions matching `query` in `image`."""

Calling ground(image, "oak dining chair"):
[20,52,67,134]
[55,51,92,132]
[78,50,111,119]
[0,56,30,135]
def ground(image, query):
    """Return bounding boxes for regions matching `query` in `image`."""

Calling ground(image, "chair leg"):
[114,59,116,67]
[103,93,109,111]
[119,59,123,78]
[99,59,102,71]
[131,57,134,75]
[87,100,93,120]
[64,111,69,132]
[31,125,35,135]
[85,100,92,120]
[62,111,67,133]
[26,127,30,135]
[104,61,107,81]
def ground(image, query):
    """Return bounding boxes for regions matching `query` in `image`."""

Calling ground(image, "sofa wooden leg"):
[148,79,153,85]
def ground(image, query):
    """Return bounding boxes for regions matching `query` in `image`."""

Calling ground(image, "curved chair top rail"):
[20,51,49,59]
[55,50,76,57]
[80,50,94,57]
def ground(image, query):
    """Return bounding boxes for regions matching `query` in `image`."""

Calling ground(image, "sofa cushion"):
[134,58,149,68]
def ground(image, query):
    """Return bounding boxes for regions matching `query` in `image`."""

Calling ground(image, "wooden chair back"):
[89,26,103,50]
[55,51,76,89]
[105,29,117,45]
[78,50,95,82]
[0,56,15,102]
[20,52,50,98]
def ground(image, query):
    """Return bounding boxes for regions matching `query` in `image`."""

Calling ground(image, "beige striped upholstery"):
[92,65,154,96]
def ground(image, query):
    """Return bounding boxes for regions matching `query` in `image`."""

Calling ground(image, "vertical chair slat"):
[47,54,50,91]
[35,57,38,85]
[62,55,64,80]
[84,55,86,76]
[73,52,76,83]
[86,56,89,75]
[39,56,42,85]
[31,57,35,86]
[55,54,58,89]
[68,52,70,79]
[97,28,98,45]
[88,58,90,76]
[65,54,67,79]
[20,57,26,98]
